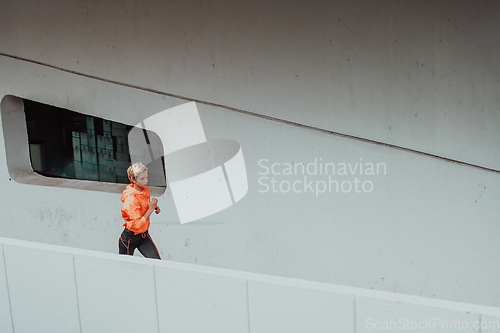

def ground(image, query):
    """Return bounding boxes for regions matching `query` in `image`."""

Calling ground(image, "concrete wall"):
[0,0,499,307]
[1,237,500,333]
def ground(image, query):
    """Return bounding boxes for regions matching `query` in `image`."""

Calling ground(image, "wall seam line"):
[72,256,83,333]
[353,296,357,333]
[153,265,160,333]
[2,244,15,333]
[246,279,251,333]
[0,52,499,175]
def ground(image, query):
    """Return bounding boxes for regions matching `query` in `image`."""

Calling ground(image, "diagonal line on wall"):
[1,52,498,175]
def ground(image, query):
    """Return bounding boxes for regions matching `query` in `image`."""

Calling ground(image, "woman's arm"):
[143,198,158,220]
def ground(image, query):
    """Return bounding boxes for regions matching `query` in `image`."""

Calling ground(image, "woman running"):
[118,162,161,259]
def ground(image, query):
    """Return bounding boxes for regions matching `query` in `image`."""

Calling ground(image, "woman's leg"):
[118,235,132,255]
[137,233,161,259]
[119,229,139,255]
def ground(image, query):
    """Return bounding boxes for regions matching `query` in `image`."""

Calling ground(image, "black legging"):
[118,228,161,259]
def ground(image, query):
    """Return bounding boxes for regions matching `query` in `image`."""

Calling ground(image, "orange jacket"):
[121,184,151,235]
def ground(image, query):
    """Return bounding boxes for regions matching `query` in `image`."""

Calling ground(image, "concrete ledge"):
[74,254,158,332]
[155,266,249,332]
[1,237,499,333]
[483,315,500,333]
[248,280,355,333]
[3,244,80,332]
[356,296,481,333]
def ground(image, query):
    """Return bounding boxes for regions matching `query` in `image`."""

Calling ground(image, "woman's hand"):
[140,198,158,222]
[148,198,158,211]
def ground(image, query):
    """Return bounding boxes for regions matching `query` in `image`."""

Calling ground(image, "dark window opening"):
[24,99,166,187]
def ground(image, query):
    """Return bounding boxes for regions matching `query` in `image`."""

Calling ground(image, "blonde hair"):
[127,162,148,182]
